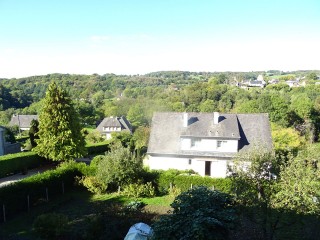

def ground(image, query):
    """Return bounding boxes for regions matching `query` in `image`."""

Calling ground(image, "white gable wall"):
[180,138,238,152]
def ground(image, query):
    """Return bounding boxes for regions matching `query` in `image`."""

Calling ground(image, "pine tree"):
[34,82,86,161]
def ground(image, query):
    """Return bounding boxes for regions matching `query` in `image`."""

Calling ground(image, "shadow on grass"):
[0,189,162,240]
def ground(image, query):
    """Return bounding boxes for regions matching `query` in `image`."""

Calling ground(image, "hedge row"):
[156,169,233,194]
[86,142,110,155]
[0,152,46,178]
[0,162,86,221]
[0,142,109,178]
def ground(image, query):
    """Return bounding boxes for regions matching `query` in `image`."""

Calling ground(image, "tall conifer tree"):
[34,82,86,161]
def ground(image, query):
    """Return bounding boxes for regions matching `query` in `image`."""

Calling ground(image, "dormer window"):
[217,140,227,148]
[191,138,200,148]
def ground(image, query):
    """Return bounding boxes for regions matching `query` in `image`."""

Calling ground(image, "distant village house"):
[9,114,38,131]
[96,116,133,139]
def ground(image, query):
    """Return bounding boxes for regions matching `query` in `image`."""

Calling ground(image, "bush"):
[122,182,155,198]
[33,213,69,240]
[152,187,236,240]
[77,176,107,194]
[155,169,233,194]
[125,201,146,212]
[0,162,85,220]
[0,151,46,178]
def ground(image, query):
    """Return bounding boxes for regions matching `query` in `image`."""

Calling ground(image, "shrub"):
[122,182,155,198]
[77,176,107,194]
[33,213,69,240]
[0,151,46,178]
[125,201,146,212]
[155,169,233,194]
[152,187,236,240]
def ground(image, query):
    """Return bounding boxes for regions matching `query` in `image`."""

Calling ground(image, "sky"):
[0,0,320,78]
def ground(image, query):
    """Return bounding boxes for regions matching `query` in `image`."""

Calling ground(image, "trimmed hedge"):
[156,169,233,194]
[0,162,86,221]
[86,142,110,155]
[0,142,109,178]
[0,151,46,178]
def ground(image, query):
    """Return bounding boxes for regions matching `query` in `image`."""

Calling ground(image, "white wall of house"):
[145,155,230,178]
[210,160,228,178]
[180,138,238,152]
[146,155,202,173]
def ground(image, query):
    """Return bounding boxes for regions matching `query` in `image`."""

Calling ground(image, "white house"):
[96,116,132,139]
[146,112,272,178]
[9,114,38,131]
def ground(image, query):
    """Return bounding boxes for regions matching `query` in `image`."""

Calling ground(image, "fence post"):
[190,183,193,189]
[118,186,121,194]
[3,204,6,222]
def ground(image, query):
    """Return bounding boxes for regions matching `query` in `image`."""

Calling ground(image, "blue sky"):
[0,0,319,78]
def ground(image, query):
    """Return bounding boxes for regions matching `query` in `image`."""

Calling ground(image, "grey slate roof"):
[96,116,132,133]
[9,115,38,129]
[147,112,272,158]
[181,113,240,139]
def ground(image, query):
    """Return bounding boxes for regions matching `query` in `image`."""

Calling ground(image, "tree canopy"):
[34,82,86,161]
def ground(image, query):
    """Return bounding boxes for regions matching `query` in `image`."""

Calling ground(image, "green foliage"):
[273,145,320,215]
[95,145,143,190]
[152,186,236,240]
[0,151,45,178]
[2,126,16,143]
[78,176,107,194]
[85,142,110,155]
[232,148,276,206]
[122,182,155,198]
[127,104,147,127]
[155,169,232,194]
[0,161,85,219]
[33,213,69,240]
[34,82,86,161]
[29,119,39,148]
[108,131,134,149]
[306,72,318,81]
[132,126,150,155]
[271,124,305,154]
[125,201,146,212]
[85,129,105,143]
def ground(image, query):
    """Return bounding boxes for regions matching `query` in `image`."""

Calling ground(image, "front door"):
[205,161,211,176]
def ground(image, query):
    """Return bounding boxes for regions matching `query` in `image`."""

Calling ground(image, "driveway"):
[0,164,56,188]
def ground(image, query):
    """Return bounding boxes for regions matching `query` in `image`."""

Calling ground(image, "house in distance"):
[9,114,38,131]
[96,116,133,139]
[146,112,272,178]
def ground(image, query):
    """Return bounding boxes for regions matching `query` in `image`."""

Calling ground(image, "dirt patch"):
[143,205,173,215]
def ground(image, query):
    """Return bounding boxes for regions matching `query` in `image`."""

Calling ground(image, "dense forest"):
[1,70,320,148]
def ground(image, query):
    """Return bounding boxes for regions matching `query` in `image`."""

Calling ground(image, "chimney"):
[183,112,188,127]
[213,112,219,124]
